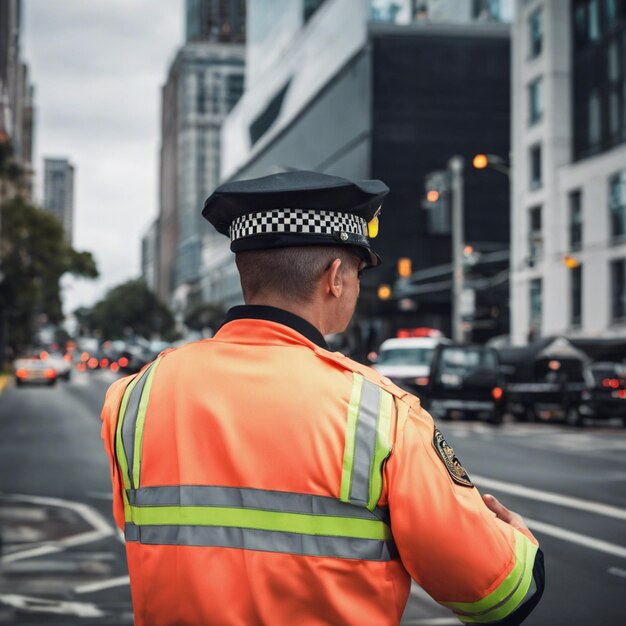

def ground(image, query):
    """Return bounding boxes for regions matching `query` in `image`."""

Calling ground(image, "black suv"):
[426,344,505,424]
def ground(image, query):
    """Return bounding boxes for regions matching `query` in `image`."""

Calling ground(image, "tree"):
[184,302,225,333]
[0,196,98,357]
[79,279,174,340]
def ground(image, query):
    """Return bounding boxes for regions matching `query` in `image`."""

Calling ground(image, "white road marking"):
[0,493,116,563]
[608,567,626,579]
[525,518,626,559]
[75,575,130,594]
[472,474,626,521]
[0,594,103,617]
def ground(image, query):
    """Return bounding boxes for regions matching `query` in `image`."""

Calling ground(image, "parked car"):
[427,344,505,424]
[14,357,58,386]
[565,362,626,427]
[497,337,587,422]
[372,336,449,397]
[44,351,73,381]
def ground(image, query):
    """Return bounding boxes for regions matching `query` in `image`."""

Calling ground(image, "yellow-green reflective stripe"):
[457,539,538,624]
[131,358,161,488]
[125,523,394,561]
[367,389,393,511]
[127,505,391,541]
[114,375,141,492]
[340,373,364,502]
[443,532,538,623]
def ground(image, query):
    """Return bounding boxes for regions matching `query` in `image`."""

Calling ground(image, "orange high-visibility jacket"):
[101,306,543,626]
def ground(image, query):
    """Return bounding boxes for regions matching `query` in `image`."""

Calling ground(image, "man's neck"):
[245,296,328,335]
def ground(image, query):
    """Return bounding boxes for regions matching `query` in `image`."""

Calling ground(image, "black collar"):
[222,305,329,350]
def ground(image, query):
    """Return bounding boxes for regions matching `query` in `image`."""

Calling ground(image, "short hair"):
[236,246,359,303]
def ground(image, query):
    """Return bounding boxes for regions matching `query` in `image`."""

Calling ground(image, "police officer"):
[101,170,544,626]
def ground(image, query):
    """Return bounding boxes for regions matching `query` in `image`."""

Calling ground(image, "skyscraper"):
[185,0,246,43]
[43,158,74,244]
[157,42,245,309]
[511,0,626,343]
[0,0,35,199]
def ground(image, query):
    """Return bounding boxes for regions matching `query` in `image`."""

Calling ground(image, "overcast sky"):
[22,0,183,315]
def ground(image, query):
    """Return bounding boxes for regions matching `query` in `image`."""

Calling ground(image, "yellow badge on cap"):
[367,216,379,238]
[367,205,382,238]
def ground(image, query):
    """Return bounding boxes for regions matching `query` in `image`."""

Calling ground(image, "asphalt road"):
[1,371,625,625]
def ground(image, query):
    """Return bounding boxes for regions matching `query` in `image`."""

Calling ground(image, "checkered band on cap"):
[229,208,369,242]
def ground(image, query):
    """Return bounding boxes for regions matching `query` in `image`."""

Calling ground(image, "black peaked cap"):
[202,170,389,267]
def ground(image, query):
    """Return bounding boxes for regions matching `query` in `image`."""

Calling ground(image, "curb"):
[0,374,11,396]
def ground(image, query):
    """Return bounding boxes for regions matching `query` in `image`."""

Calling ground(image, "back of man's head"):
[236,246,357,304]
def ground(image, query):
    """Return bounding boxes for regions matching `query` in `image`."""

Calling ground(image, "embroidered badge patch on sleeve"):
[433,428,474,488]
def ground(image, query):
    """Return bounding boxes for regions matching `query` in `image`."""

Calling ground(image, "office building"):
[43,158,74,244]
[511,0,626,343]
[215,0,511,346]
[141,218,160,294]
[186,0,246,43]
[0,0,35,199]
[157,42,245,311]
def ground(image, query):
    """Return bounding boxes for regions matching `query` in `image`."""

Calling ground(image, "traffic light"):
[563,255,581,269]
[423,170,451,235]
[378,284,392,300]
[473,154,489,169]
[397,257,412,278]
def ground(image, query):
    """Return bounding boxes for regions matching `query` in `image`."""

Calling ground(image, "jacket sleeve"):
[385,399,544,625]
[100,375,135,531]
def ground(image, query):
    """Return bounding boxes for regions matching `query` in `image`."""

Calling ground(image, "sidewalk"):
[0,374,10,396]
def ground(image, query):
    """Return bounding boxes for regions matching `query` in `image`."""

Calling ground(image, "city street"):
[0,372,625,625]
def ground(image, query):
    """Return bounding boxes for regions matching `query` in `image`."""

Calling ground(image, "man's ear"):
[327,258,343,298]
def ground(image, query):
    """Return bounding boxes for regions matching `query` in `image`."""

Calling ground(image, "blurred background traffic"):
[1,1,625,625]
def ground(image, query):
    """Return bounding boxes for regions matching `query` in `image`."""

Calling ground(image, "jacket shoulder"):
[313,346,419,405]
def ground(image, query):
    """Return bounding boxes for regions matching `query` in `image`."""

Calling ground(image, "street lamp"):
[472,153,511,177]
[448,156,465,344]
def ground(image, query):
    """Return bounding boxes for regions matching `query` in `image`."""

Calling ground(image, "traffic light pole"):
[448,156,465,344]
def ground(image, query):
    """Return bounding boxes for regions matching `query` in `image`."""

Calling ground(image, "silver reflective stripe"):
[120,362,155,489]
[349,379,381,506]
[124,523,395,561]
[126,485,389,522]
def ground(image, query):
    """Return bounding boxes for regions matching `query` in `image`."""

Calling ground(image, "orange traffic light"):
[398,257,412,278]
[426,190,440,203]
[563,255,581,269]
[473,154,489,169]
[378,284,392,300]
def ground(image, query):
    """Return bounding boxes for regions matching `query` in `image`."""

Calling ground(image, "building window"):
[588,90,602,149]
[571,265,583,327]
[569,190,583,251]
[528,77,543,125]
[611,258,626,321]
[610,171,626,239]
[529,278,542,339]
[304,0,325,23]
[529,8,542,58]
[529,144,542,189]
[249,79,292,145]
[528,205,542,266]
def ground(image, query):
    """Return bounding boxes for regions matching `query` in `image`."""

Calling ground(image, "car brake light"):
[110,362,120,373]
[64,353,72,361]
[77,362,86,372]
[492,387,504,400]
[415,377,430,386]
[99,358,109,368]
[44,368,57,379]
[81,352,89,362]
[118,356,129,368]
[16,368,28,378]
[88,357,98,369]
[617,390,626,399]
[40,351,49,360]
